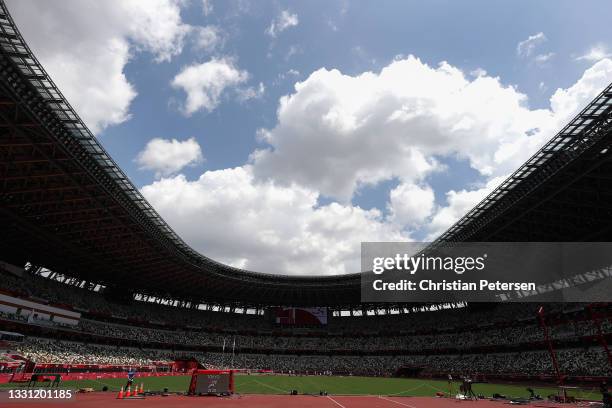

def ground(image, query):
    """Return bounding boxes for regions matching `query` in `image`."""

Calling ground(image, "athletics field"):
[0,374,598,400]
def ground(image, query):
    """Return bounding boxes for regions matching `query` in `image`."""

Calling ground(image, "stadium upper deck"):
[0,0,612,307]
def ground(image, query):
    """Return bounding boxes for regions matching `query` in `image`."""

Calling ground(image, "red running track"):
[0,393,574,408]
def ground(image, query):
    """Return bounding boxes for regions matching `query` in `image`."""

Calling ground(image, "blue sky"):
[8,0,612,275]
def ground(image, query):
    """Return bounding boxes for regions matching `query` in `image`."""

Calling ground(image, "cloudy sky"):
[7,0,612,275]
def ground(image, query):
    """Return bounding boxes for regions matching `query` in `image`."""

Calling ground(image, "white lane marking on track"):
[327,395,347,408]
[378,395,417,408]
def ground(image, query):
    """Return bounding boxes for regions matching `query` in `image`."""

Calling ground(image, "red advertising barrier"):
[0,371,186,384]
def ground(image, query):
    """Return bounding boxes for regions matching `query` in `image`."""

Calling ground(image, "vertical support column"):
[588,304,612,368]
[537,306,563,385]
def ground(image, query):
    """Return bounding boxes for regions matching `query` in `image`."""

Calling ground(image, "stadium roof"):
[1,0,612,307]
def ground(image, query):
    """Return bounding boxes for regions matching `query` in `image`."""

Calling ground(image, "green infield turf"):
[0,374,600,400]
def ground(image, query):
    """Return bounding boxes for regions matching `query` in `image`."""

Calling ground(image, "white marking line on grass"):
[388,383,426,396]
[378,395,417,408]
[237,379,256,388]
[425,383,449,393]
[251,379,289,394]
[326,395,347,408]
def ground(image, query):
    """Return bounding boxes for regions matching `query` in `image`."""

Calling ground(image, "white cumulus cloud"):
[388,183,435,227]
[6,0,191,134]
[549,59,612,124]
[136,137,203,178]
[251,56,554,201]
[141,166,407,275]
[171,58,249,115]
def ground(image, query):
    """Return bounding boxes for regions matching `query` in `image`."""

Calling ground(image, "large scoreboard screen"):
[272,307,328,325]
[188,370,234,395]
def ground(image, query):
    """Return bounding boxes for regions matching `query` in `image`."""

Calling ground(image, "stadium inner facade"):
[0,0,611,388]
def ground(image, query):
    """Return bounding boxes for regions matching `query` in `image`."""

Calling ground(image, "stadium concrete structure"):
[0,0,611,402]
